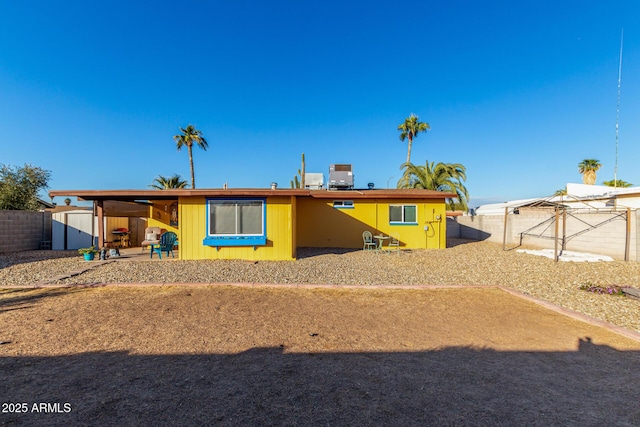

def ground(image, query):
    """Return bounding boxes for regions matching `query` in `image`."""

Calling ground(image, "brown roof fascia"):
[309,189,456,199]
[49,189,309,201]
[49,188,457,201]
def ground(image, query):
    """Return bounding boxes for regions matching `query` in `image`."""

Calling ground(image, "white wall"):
[52,211,97,250]
[449,210,639,261]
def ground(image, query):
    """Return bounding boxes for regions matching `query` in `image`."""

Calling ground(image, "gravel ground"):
[1,239,639,333]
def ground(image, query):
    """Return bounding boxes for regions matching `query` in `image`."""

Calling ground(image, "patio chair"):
[150,232,177,259]
[386,232,400,255]
[362,230,376,251]
[141,227,163,251]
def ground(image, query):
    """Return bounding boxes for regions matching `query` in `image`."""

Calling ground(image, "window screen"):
[389,205,403,222]
[389,205,417,224]
[238,201,262,234]
[209,200,264,236]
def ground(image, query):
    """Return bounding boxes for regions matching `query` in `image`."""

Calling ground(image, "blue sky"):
[1,1,639,208]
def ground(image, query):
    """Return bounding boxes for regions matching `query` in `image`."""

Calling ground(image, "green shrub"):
[78,246,98,255]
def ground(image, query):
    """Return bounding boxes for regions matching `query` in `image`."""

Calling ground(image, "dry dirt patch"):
[1,285,640,426]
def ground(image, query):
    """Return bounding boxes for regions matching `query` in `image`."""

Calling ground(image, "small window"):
[333,200,354,208]
[203,199,266,246]
[389,205,417,224]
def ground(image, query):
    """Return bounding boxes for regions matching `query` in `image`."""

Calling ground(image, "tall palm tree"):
[397,114,430,164]
[149,174,188,190]
[398,161,469,211]
[603,179,633,188]
[578,159,602,185]
[174,125,209,189]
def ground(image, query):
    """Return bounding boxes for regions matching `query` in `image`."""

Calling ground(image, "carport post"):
[96,200,104,249]
[502,207,508,250]
[562,209,567,251]
[554,208,559,262]
[625,207,631,262]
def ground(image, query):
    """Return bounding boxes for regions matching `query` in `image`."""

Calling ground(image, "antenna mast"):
[614,29,623,187]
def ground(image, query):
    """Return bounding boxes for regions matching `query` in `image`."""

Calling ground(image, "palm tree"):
[578,159,602,185]
[603,179,633,188]
[398,161,469,211]
[149,174,188,190]
[174,125,209,189]
[397,114,430,164]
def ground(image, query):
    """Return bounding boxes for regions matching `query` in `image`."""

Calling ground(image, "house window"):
[203,199,266,246]
[389,205,417,224]
[333,200,354,208]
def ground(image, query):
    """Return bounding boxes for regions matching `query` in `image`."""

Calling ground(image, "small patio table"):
[373,235,388,251]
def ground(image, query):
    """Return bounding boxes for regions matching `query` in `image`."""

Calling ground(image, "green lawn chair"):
[151,232,177,259]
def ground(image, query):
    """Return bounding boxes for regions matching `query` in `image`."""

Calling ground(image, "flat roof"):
[49,188,457,202]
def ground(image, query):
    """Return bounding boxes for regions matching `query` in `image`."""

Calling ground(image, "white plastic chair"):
[362,230,376,251]
[386,232,400,255]
[141,226,162,251]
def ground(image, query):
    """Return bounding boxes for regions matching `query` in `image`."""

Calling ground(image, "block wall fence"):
[3,208,638,260]
[447,210,640,261]
[0,210,52,253]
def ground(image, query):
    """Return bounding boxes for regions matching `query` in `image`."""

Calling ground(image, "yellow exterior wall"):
[147,201,179,235]
[105,217,128,233]
[104,217,129,246]
[296,198,447,250]
[173,195,446,260]
[290,196,297,259]
[178,196,295,261]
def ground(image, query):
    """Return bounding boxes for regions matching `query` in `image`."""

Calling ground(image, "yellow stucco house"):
[49,188,455,260]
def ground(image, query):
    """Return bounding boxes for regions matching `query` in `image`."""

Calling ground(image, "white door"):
[67,213,94,249]
[52,211,95,250]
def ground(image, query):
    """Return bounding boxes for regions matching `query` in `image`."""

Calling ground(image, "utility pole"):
[614,29,623,187]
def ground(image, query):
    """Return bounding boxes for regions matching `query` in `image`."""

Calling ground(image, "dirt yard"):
[1,285,639,426]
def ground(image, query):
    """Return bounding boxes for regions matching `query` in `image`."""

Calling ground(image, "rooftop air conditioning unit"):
[304,173,324,189]
[328,164,354,190]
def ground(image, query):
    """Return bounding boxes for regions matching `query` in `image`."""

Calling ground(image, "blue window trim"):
[389,204,418,225]
[203,198,267,247]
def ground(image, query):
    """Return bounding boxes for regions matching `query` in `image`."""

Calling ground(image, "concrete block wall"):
[0,210,52,253]
[451,210,639,261]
